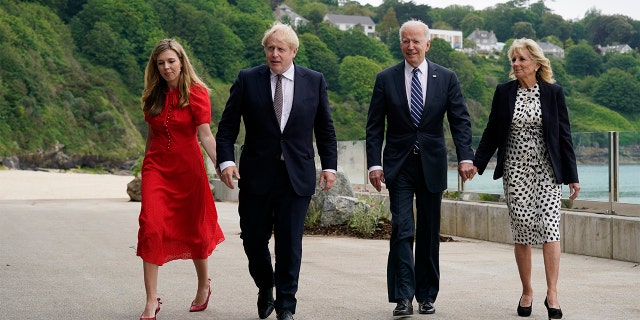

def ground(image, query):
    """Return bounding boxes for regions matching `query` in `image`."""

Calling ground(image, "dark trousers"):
[238,162,311,314]
[386,152,442,304]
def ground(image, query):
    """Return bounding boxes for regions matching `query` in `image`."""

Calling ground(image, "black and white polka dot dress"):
[503,83,562,245]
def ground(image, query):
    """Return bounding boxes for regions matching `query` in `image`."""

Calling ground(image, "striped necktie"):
[410,68,423,151]
[274,74,283,123]
[410,67,423,127]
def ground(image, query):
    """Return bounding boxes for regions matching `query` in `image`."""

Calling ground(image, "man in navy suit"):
[366,20,476,316]
[216,22,337,320]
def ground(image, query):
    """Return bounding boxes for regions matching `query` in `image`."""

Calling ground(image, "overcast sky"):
[355,0,640,21]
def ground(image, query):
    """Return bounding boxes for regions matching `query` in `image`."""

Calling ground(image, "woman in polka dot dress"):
[473,38,580,319]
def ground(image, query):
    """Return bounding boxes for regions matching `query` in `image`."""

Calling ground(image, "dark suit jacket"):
[366,60,474,193]
[216,64,337,196]
[474,80,579,184]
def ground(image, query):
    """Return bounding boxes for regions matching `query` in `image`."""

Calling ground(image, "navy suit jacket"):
[366,60,474,192]
[474,80,579,184]
[216,64,337,196]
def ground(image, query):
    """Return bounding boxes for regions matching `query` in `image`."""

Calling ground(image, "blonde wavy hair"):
[261,22,299,50]
[507,38,555,84]
[142,39,209,117]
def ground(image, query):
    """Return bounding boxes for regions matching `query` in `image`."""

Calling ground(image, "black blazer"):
[366,60,474,192]
[216,64,337,196]
[474,80,579,184]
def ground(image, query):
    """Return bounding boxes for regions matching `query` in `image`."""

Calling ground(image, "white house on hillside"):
[466,29,500,53]
[430,29,463,49]
[598,44,633,55]
[275,4,308,27]
[323,14,375,36]
[537,41,564,58]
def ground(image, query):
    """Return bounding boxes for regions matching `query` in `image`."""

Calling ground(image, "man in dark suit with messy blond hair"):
[216,22,337,320]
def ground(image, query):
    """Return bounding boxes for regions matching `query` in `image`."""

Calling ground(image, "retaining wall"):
[441,200,640,263]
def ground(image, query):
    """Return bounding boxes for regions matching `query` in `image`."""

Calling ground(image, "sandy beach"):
[0,169,133,200]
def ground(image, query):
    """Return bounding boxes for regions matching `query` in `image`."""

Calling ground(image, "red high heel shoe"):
[140,298,162,320]
[189,278,211,312]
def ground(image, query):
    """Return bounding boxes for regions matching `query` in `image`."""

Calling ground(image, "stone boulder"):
[309,170,367,227]
[127,177,141,202]
[2,156,20,169]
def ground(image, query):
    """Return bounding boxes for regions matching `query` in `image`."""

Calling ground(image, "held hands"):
[368,169,385,192]
[319,171,336,191]
[220,166,240,189]
[458,163,478,182]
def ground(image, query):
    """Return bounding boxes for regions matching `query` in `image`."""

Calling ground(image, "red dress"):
[137,85,224,266]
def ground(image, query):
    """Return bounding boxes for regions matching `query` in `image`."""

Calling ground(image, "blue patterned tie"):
[410,68,423,127]
[410,68,423,151]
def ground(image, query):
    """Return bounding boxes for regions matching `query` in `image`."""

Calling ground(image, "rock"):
[2,156,20,169]
[309,170,367,227]
[127,177,141,201]
[319,195,368,227]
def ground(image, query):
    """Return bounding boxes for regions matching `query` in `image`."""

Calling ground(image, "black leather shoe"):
[517,296,532,317]
[544,297,563,319]
[418,301,435,314]
[393,298,413,316]
[257,289,274,319]
[276,310,294,320]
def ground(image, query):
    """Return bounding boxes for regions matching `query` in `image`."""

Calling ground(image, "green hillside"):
[0,0,638,169]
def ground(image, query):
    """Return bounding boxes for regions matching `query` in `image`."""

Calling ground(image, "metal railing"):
[324,131,639,216]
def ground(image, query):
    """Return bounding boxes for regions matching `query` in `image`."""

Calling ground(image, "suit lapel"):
[393,62,412,125]
[538,81,550,127]
[284,65,304,133]
[257,65,279,126]
[424,61,437,120]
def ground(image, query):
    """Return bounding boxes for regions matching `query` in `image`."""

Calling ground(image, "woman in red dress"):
[137,39,224,320]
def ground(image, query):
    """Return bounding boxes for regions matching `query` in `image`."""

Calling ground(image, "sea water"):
[451,164,640,204]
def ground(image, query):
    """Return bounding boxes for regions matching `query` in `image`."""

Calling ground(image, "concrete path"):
[0,170,639,319]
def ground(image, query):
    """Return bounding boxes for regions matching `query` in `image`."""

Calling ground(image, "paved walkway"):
[0,170,639,319]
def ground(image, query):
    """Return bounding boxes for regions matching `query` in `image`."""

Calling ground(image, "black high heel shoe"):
[544,297,563,319]
[517,295,532,317]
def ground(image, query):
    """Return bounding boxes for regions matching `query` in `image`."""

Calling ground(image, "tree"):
[82,22,140,87]
[512,21,536,39]
[538,13,572,43]
[528,0,551,16]
[70,0,163,68]
[298,33,339,90]
[604,54,640,75]
[430,5,474,30]
[377,7,399,35]
[299,2,327,25]
[585,14,635,45]
[448,51,486,104]
[427,37,453,66]
[337,29,394,66]
[482,2,540,42]
[235,0,272,20]
[565,44,602,77]
[339,56,382,105]
[592,68,640,113]
[460,13,484,36]
[380,27,403,61]
[376,1,432,27]
[226,13,272,68]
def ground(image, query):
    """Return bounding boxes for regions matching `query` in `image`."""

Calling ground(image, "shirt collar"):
[271,64,295,81]
[404,60,428,76]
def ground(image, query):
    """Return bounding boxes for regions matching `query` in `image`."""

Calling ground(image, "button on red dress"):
[137,85,224,266]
